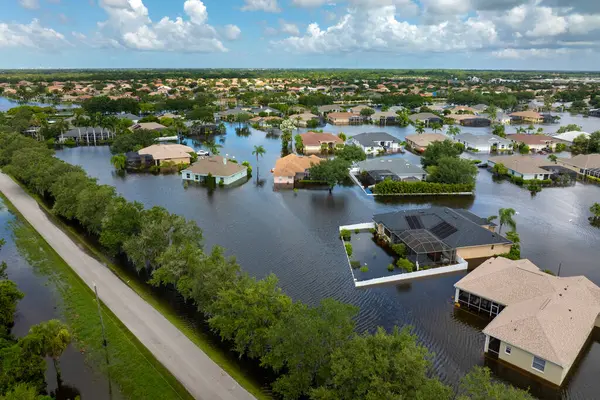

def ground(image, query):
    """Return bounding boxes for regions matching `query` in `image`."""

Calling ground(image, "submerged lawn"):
[5,194,193,400]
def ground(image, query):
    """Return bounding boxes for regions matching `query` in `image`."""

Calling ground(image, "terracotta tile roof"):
[510,111,543,119]
[273,154,322,177]
[300,132,343,147]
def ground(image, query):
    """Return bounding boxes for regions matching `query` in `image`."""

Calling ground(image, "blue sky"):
[1,0,599,70]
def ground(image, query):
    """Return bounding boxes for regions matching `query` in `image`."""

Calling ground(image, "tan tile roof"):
[327,112,359,119]
[300,132,343,147]
[488,155,552,175]
[185,156,246,177]
[288,112,318,121]
[138,144,194,161]
[456,257,600,368]
[405,133,448,148]
[131,122,166,131]
[559,154,600,170]
[508,134,556,146]
[510,111,543,119]
[273,154,322,177]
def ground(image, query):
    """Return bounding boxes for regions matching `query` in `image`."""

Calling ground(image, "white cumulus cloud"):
[223,24,242,40]
[18,0,40,9]
[242,0,280,12]
[0,19,69,49]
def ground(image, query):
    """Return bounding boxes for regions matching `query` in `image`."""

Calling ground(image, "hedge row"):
[373,180,474,195]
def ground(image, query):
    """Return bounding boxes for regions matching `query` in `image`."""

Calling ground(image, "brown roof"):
[273,154,322,177]
[456,257,600,369]
[510,111,543,119]
[327,112,359,119]
[300,132,343,147]
[405,133,448,148]
[185,156,246,177]
[508,134,556,146]
[488,155,552,174]
[130,122,166,131]
[138,144,194,160]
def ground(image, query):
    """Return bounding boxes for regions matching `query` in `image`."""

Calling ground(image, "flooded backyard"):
[54,117,600,399]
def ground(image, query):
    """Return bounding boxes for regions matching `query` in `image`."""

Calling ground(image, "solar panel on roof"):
[430,221,458,239]
[405,215,424,229]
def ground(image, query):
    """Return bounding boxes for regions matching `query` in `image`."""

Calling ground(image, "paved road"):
[0,173,255,400]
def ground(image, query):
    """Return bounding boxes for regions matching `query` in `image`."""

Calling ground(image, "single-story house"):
[405,133,448,152]
[557,154,600,178]
[408,113,444,126]
[448,114,492,127]
[300,131,344,154]
[327,112,363,125]
[552,131,590,144]
[508,134,557,152]
[289,112,320,127]
[487,155,553,180]
[349,132,401,155]
[216,107,250,121]
[590,109,600,118]
[372,111,398,125]
[138,144,195,166]
[130,122,167,132]
[510,111,543,124]
[59,126,110,143]
[374,207,511,266]
[317,104,343,115]
[450,106,478,114]
[125,151,154,169]
[352,157,427,187]
[116,113,140,124]
[348,105,374,114]
[181,155,247,186]
[273,154,322,189]
[454,133,512,154]
[249,106,282,116]
[454,257,600,386]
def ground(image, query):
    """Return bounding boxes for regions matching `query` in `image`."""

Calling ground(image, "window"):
[532,356,546,372]
[505,346,512,355]
[186,173,190,179]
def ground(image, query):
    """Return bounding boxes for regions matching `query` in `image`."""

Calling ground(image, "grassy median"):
[3,181,270,400]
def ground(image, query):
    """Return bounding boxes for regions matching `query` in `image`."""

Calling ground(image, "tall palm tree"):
[498,208,517,234]
[204,140,222,155]
[415,121,426,134]
[73,109,86,143]
[252,145,266,177]
[24,320,71,384]
[447,126,461,137]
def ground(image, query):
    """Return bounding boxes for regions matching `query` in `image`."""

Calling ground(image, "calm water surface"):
[0,200,119,400]
[56,119,600,399]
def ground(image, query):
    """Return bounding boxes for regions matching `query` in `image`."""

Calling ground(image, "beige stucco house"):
[273,154,321,188]
[405,133,448,152]
[138,144,194,166]
[556,154,600,178]
[455,257,600,386]
[299,131,344,154]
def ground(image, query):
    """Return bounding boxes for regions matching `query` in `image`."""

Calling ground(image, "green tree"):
[252,145,266,177]
[337,132,346,141]
[415,122,426,134]
[548,154,558,164]
[498,208,517,234]
[335,144,366,162]
[50,171,95,220]
[359,108,375,118]
[421,139,462,168]
[208,274,292,359]
[447,125,461,137]
[100,197,144,255]
[517,142,530,154]
[0,342,46,395]
[458,366,535,400]
[485,105,497,121]
[590,203,600,222]
[430,122,443,132]
[556,124,582,134]
[428,157,478,185]
[294,134,304,154]
[308,158,351,193]
[492,163,508,176]
[261,299,358,400]
[492,124,506,138]
[0,281,24,334]
[0,383,51,400]
[311,327,451,400]
[396,109,410,127]
[21,320,71,381]
[204,140,222,155]
[75,183,116,235]
[110,154,127,171]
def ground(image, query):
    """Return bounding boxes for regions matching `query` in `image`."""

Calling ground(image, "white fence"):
[339,223,375,231]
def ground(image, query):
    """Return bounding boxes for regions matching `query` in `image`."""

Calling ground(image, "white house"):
[487,155,553,180]
[349,132,401,155]
[454,133,512,154]
[181,155,247,186]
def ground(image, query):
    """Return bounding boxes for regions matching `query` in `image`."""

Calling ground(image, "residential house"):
[59,126,109,144]
[454,257,600,386]
[372,111,398,125]
[408,113,444,126]
[138,144,195,166]
[116,113,140,124]
[130,122,167,132]
[300,131,344,154]
[327,112,363,125]
[405,133,448,152]
[273,154,322,189]
[352,158,427,187]
[448,114,492,127]
[552,131,590,144]
[349,132,401,155]
[181,155,247,186]
[374,207,511,266]
[288,112,320,127]
[590,109,600,118]
[455,133,512,154]
[317,104,343,116]
[348,105,374,114]
[508,134,557,152]
[488,155,554,180]
[557,154,600,178]
[510,111,544,124]
[249,106,282,116]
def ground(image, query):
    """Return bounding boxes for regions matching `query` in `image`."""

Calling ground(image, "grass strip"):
[5,179,270,400]
[2,193,194,400]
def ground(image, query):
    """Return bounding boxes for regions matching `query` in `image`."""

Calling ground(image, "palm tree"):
[486,105,497,121]
[447,126,461,137]
[24,320,71,384]
[252,145,266,177]
[73,109,86,143]
[498,208,517,234]
[111,154,127,171]
[516,126,526,134]
[204,140,222,155]
[430,122,443,132]
[486,215,498,224]
[415,122,426,134]
[548,154,558,164]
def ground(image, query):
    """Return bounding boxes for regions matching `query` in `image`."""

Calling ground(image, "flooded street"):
[55,118,600,399]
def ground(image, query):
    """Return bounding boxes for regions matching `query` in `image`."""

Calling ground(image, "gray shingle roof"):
[355,157,425,177]
[350,132,399,146]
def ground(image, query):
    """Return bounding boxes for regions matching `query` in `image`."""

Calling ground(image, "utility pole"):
[557,262,562,277]
[94,283,107,348]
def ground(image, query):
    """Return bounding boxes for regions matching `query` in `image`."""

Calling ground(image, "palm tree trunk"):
[53,358,62,387]
[93,128,97,146]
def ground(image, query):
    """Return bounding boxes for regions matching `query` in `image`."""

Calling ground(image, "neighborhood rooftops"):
[300,131,343,146]
[552,131,590,143]
[558,154,600,170]
[185,155,246,177]
[350,131,399,146]
[405,133,448,148]
[408,112,443,122]
[455,133,512,146]
[355,157,425,177]
[488,155,553,175]
[455,257,600,369]
[508,134,557,146]
[273,154,321,177]
[373,207,511,249]
[138,144,194,161]
[130,122,167,131]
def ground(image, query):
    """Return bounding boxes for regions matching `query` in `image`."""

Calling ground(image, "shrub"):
[396,258,414,272]
[149,165,160,174]
[543,269,556,275]
[373,180,474,195]
[340,229,351,240]
[344,243,353,257]
[359,265,369,273]
[391,243,406,257]
[218,178,225,187]
[387,264,395,272]
[350,260,361,269]
[555,143,567,152]
[63,138,77,148]
[369,228,376,234]
[354,229,359,234]
[510,176,524,186]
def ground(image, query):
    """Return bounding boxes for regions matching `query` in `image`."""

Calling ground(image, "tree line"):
[0,132,536,400]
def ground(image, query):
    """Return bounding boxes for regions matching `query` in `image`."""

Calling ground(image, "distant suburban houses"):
[139,144,194,166]
[508,134,557,152]
[349,132,402,155]
[327,112,363,125]
[488,155,558,180]
[408,112,444,126]
[557,154,600,179]
[288,112,319,127]
[130,122,167,132]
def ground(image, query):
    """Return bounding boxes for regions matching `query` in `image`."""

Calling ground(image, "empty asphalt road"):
[0,172,255,400]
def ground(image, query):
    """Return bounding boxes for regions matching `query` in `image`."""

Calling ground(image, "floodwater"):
[0,96,79,112]
[0,199,119,399]
[55,116,600,399]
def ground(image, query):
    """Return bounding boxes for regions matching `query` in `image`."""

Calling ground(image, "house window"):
[186,173,190,179]
[505,346,512,355]
[532,356,546,372]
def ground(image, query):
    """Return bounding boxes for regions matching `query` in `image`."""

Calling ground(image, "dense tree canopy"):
[421,139,463,167]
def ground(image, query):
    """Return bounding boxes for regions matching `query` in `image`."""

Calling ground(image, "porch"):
[455,287,505,318]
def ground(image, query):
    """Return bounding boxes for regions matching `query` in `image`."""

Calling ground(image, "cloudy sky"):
[1,0,599,69]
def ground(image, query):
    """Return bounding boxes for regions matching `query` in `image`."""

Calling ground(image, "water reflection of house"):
[454,257,600,386]
[273,154,321,189]
[349,132,401,155]
[351,157,426,187]
[374,207,512,267]
[299,131,343,154]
